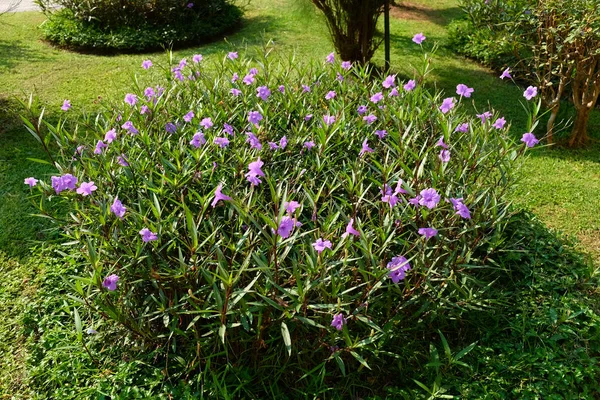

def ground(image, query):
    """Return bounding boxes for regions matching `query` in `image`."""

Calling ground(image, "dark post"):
[384,0,390,71]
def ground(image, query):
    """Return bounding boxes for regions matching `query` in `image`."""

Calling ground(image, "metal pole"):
[384,0,390,71]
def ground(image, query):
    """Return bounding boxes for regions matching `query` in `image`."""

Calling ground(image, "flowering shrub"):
[25,45,537,387]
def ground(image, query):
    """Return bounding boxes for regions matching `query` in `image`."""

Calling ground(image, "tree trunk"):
[568,106,591,147]
[546,102,560,144]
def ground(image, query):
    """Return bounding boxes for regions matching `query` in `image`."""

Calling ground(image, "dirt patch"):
[390,1,446,25]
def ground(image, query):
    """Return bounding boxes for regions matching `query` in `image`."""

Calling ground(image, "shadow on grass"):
[0,39,52,71]
[0,96,59,258]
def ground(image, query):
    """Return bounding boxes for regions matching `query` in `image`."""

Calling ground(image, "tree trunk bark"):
[546,102,560,144]
[568,106,591,147]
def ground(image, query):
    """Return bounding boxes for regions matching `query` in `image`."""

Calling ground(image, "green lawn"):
[1,0,598,260]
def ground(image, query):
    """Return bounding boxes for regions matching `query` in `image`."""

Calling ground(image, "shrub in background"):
[24,43,540,394]
[449,0,600,147]
[37,0,242,52]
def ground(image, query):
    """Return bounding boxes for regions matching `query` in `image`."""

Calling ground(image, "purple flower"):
[323,115,336,126]
[370,92,384,103]
[439,97,456,114]
[336,72,344,82]
[342,218,360,238]
[243,74,255,85]
[524,86,538,100]
[304,141,315,150]
[178,58,187,69]
[213,137,230,148]
[141,60,153,69]
[230,88,242,96]
[140,105,149,114]
[341,61,352,70]
[278,85,285,93]
[102,274,119,291]
[94,140,107,155]
[211,184,232,207]
[380,182,405,208]
[190,132,206,148]
[359,139,374,156]
[192,54,203,63]
[279,136,288,149]
[389,87,399,97]
[223,123,234,136]
[326,52,335,64]
[521,132,539,147]
[165,122,177,134]
[76,181,97,196]
[418,227,438,240]
[449,198,471,219]
[184,111,195,122]
[246,132,262,150]
[124,93,138,106]
[87,328,98,335]
[325,91,336,100]
[231,73,239,83]
[500,68,512,79]
[455,123,469,133]
[228,52,238,60]
[419,188,440,209]
[456,84,474,98]
[404,80,416,91]
[249,68,258,75]
[312,238,332,254]
[455,203,471,219]
[305,114,313,121]
[439,150,450,163]
[382,74,396,89]
[387,256,411,283]
[144,87,155,99]
[24,177,38,187]
[257,86,271,101]
[331,313,346,331]
[139,227,158,242]
[248,111,263,126]
[409,195,421,207]
[187,3,193,8]
[412,32,426,44]
[117,154,129,166]
[375,129,387,139]
[246,158,265,186]
[61,100,71,111]
[277,216,295,238]
[248,158,265,176]
[357,105,368,115]
[110,197,126,219]
[200,117,213,130]
[435,137,448,149]
[492,117,506,129]
[302,84,311,93]
[477,111,493,123]
[268,142,279,150]
[121,121,138,135]
[363,114,377,124]
[284,201,301,214]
